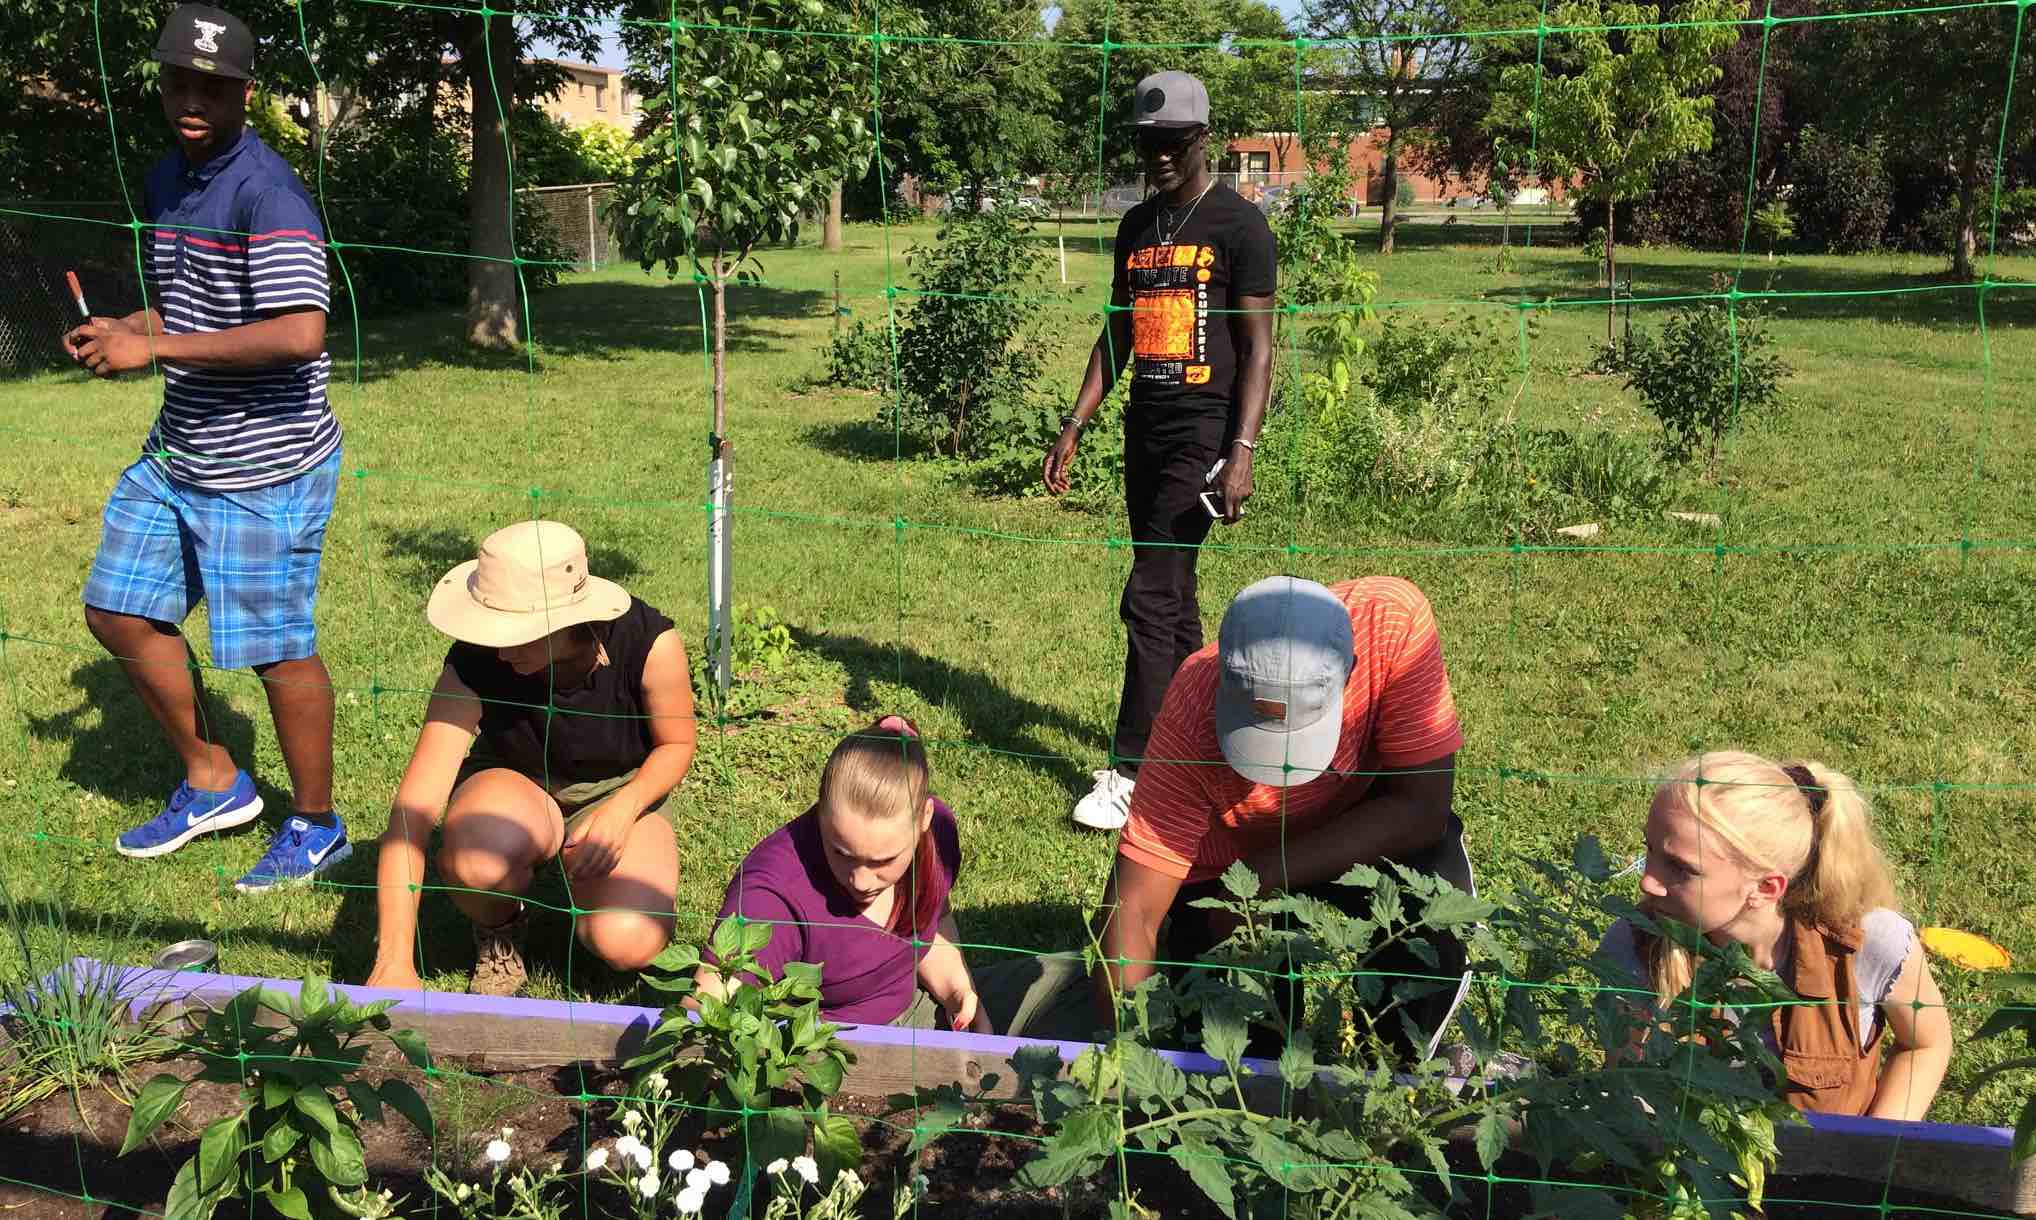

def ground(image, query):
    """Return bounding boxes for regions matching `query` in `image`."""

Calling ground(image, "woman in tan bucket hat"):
[363,520,696,996]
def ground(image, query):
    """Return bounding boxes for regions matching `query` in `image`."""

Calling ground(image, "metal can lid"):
[153,939,219,971]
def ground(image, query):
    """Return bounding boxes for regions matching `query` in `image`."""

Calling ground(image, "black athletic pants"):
[1110,411,1226,775]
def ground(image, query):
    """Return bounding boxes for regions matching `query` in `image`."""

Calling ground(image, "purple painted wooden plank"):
[1803,1111,2015,1148]
[81,956,1268,1075]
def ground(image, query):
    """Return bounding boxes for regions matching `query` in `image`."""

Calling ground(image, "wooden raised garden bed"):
[2,964,2030,1219]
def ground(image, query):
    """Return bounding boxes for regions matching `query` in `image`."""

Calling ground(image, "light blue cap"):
[1213,576,1354,787]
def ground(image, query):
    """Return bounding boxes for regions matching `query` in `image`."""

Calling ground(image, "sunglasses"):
[1136,127,1203,159]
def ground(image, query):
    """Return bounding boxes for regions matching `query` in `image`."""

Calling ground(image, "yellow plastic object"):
[1919,926,2013,971]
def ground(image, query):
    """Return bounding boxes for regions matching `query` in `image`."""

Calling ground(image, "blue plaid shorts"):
[82,450,341,670]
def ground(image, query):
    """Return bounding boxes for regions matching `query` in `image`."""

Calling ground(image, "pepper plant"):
[119,975,432,1220]
[629,916,860,1192]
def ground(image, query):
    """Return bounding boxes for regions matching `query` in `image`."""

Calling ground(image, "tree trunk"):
[823,181,844,252]
[1604,197,1618,343]
[1378,137,1398,255]
[1951,161,1981,280]
[712,255,727,439]
[464,10,520,350]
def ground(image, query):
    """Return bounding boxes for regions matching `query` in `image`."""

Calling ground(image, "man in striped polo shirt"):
[1090,575,1472,1053]
[65,4,349,892]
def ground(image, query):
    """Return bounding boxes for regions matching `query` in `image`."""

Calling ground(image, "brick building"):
[1223,129,1560,206]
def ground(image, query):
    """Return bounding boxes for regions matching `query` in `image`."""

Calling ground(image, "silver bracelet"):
[1232,437,1257,451]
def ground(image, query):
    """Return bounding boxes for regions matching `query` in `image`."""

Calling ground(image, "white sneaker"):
[1071,769,1135,831]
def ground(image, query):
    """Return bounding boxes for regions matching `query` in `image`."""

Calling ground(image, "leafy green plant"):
[884,206,1059,458]
[1753,199,1796,262]
[1623,295,1790,472]
[1964,973,2036,1165]
[1492,840,1803,1220]
[0,875,174,1123]
[627,918,860,1192]
[1271,167,1367,314]
[690,605,799,718]
[1004,859,1503,1219]
[994,839,1800,1220]
[119,976,432,1220]
[823,320,892,393]
[1486,428,1673,530]
[966,381,1127,510]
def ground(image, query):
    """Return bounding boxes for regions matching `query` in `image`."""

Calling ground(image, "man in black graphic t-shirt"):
[1045,69,1277,832]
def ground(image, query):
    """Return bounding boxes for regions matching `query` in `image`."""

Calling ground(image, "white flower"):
[485,1138,512,1164]
[668,1148,695,1173]
[585,1147,610,1172]
[501,1126,515,1139]
[615,1135,643,1160]
[685,1168,709,1192]
[675,1186,707,1215]
[705,1160,730,1187]
[622,1109,645,1132]
[645,1071,668,1096]
[638,1173,661,1199]
[455,1183,471,1201]
[765,1158,789,1175]
[792,1155,819,1185]
[834,1168,861,1187]
[631,1144,655,1172]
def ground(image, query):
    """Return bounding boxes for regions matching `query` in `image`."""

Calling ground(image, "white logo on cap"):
[192,19,226,52]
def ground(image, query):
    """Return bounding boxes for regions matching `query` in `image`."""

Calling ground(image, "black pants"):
[1160,821,1473,1061]
[1112,413,1226,774]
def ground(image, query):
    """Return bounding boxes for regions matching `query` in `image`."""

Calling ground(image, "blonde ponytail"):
[1640,751,1902,1008]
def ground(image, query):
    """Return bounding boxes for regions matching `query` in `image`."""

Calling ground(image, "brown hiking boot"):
[469,908,528,997]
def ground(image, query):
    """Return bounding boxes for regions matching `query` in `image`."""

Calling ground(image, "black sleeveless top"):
[446,597,676,787]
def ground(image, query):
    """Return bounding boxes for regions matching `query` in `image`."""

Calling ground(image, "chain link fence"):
[0,202,143,371]
[516,182,619,272]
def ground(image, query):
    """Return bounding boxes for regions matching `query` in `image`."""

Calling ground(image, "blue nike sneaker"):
[234,814,352,893]
[115,771,265,859]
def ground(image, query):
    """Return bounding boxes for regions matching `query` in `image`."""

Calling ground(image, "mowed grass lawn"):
[1,215,2033,1122]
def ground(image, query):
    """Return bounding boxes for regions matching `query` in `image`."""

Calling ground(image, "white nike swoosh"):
[189,802,233,827]
[305,838,339,866]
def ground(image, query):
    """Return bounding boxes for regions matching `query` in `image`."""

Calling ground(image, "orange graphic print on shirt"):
[1125,242,1215,390]
[1132,289,1195,360]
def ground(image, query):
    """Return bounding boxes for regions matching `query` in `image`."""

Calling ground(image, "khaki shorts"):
[455,752,675,842]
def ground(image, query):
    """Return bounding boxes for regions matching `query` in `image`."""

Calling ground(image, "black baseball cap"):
[152,3,255,80]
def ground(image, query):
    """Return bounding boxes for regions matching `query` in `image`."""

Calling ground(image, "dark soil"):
[0,1065,2008,1219]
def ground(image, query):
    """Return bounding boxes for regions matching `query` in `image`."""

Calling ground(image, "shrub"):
[1625,296,1790,471]
[1272,168,1366,311]
[317,112,575,319]
[1789,127,1893,254]
[885,207,1057,458]
[1277,308,1519,513]
[966,384,1127,511]
[823,319,892,392]
[509,108,621,188]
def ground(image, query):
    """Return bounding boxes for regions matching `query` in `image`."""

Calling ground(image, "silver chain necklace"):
[1156,180,1214,245]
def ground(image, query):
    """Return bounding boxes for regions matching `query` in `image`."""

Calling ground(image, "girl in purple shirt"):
[700,716,991,1029]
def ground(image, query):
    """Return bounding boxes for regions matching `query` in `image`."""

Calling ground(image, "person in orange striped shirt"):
[1093,574,1471,1052]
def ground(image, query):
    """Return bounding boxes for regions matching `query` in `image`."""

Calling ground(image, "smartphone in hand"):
[1201,457,1237,520]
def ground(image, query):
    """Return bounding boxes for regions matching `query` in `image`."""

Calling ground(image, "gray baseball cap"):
[1213,576,1355,787]
[1128,71,1210,129]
